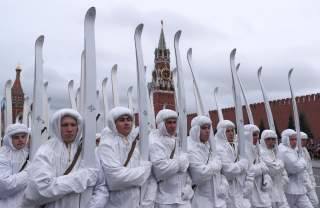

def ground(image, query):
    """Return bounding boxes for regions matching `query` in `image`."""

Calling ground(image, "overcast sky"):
[1,0,320,114]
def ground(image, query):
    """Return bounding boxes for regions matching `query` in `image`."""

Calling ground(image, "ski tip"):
[214,86,219,94]
[257,66,263,76]
[36,35,45,45]
[174,30,182,41]
[44,81,49,88]
[187,48,192,56]
[5,79,12,87]
[85,7,96,20]
[68,80,74,88]
[230,48,236,57]
[102,77,108,85]
[112,64,118,71]
[288,68,294,78]
[236,63,240,71]
[134,24,144,36]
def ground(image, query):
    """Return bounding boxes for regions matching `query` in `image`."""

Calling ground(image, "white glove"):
[238,159,248,171]
[140,160,152,168]
[84,167,99,187]
[208,159,222,174]
[178,153,189,172]
[299,158,307,169]
[181,185,194,201]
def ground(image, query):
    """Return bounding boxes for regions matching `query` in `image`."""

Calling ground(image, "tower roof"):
[11,64,24,96]
[158,20,167,50]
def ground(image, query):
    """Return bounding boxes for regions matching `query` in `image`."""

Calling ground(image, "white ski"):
[4,80,12,127]
[288,69,302,156]
[257,67,276,131]
[111,64,120,107]
[213,87,224,122]
[80,7,97,207]
[30,35,45,160]
[174,31,187,152]
[230,49,245,159]
[134,24,150,160]
[68,80,77,110]
[235,64,254,124]
[102,77,109,127]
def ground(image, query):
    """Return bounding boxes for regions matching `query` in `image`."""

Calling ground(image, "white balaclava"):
[189,115,212,144]
[155,109,178,137]
[3,123,30,151]
[104,106,134,137]
[280,129,296,148]
[260,129,278,150]
[215,120,235,143]
[50,108,83,144]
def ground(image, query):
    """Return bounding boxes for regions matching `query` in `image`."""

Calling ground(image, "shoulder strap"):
[124,135,139,167]
[169,140,176,159]
[64,142,82,175]
[19,154,29,172]
[206,146,212,164]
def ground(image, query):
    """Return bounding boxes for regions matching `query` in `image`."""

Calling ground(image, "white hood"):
[50,108,83,145]
[280,129,296,148]
[155,109,178,137]
[189,115,212,144]
[260,129,277,150]
[215,120,235,144]
[3,123,30,151]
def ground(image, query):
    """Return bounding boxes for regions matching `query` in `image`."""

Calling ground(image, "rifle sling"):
[124,135,139,167]
[19,154,29,172]
[63,142,82,175]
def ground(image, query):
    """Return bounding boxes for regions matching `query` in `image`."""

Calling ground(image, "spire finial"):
[161,20,163,27]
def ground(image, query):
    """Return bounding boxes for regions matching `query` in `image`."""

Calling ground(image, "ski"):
[30,35,45,160]
[174,30,187,153]
[288,68,302,156]
[102,77,109,127]
[230,49,245,159]
[4,80,12,127]
[213,87,224,122]
[68,80,77,110]
[80,7,97,207]
[111,64,120,107]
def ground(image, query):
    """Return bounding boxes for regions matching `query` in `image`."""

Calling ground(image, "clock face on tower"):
[161,67,171,80]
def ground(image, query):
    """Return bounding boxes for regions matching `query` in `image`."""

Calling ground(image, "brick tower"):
[11,64,24,123]
[148,21,175,115]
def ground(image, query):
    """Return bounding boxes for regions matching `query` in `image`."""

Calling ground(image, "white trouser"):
[156,203,191,208]
[307,189,319,208]
[271,201,289,208]
[285,194,313,208]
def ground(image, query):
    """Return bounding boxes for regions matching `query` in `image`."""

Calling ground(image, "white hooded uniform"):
[260,130,289,208]
[301,132,319,208]
[0,123,30,208]
[215,120,250,208]
[149,109,193,208]
[243,125,272,208]
[98,106,152,208]
[188,116,228,208]
[278,129,312,208]
[21,109,101,208]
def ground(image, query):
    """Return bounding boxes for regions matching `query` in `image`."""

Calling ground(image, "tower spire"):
[158,20,166,50]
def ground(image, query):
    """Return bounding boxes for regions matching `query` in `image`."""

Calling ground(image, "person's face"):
[115,115,133,137]
[200,124,211,143]
[11,133,28,150]
[302,139,308,147]
[165,118,177,136]
[265,137,276,149]
[226,127,234,142]
[289,134,297,149]
[61,116,78,144]
[252,131,260,145]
